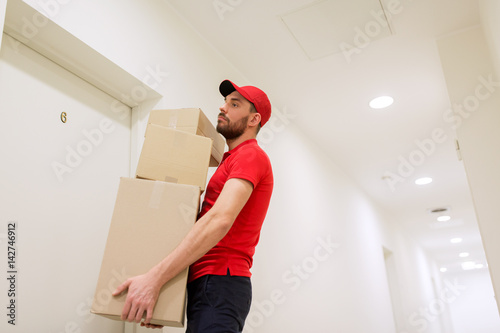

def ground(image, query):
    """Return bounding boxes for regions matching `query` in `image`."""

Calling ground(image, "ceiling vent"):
[280,0,395,60]
[428,207,450,214]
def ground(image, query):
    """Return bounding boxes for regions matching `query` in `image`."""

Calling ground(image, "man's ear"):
[249,113,262,127]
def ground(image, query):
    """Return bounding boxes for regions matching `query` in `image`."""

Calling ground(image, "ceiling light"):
[439,267,447,273]
[369,96,394,109]
[459,252,470,258]
[437,215,451,222]
[475,263,484,269]
[462,261,476,270]
[415,177,433,185]
[450,238,463,244]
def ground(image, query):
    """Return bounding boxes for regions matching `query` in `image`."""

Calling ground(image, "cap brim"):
[219,80,237,97]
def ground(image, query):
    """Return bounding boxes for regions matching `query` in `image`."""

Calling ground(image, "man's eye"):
[232,103,238,107]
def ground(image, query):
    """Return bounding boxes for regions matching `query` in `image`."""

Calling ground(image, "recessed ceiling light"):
[459,252,470,258]
[475,263,484,269]
[440,267,447,273]
[462,261,476,270]
[415,177,433,185]
[369,96,394,109]
[437,215,451,222]
[450,237,463,244]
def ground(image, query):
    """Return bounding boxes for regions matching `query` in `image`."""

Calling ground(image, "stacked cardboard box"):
[136,109,225,191]
[147,108,225,168]
[91,108,222,327]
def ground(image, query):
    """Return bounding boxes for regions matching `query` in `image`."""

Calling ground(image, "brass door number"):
[60,112,67,123]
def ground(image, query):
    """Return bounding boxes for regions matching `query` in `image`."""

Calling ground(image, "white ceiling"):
[164,0,486,274]
[280,0,394,59]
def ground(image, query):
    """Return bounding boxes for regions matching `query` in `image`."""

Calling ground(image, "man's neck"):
[226,131,256,151]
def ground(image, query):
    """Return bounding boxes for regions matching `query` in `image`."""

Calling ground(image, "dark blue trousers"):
[186,272,252,333]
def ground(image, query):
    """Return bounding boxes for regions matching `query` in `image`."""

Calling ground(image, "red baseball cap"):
[219,80,272,127]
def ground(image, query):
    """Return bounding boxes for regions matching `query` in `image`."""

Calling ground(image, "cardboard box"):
[148,108,225,167]
[136,124,212,191]
[91,178,200,327]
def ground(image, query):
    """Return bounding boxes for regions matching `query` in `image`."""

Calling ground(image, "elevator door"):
[0,33,130,333]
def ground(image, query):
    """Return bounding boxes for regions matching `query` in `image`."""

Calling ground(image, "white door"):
[0,33,130,333]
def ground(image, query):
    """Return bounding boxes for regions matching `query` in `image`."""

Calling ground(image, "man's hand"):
[112,272,162,326]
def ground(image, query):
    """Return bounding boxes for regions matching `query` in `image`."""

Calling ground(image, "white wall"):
[437,25,500,315]
[249,120,453,333]
[478,3,500,314]
[479,0,500,80]
[16,1,450,332]
[381,218,452,333]
[447,270,500,333]
[248,124,396,332]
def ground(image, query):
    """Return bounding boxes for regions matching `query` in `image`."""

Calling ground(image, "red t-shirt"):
[188,139,273,282]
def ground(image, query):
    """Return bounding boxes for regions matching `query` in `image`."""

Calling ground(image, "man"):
[112,80,274,332]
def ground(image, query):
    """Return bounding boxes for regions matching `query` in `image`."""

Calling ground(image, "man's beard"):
[217,114,249,140]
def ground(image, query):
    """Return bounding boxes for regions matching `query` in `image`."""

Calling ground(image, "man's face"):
[217,91,252,140]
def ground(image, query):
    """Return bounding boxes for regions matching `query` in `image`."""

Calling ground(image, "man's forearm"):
[148,209,233,287]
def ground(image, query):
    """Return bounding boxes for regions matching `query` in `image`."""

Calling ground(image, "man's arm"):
[112,177,254,326]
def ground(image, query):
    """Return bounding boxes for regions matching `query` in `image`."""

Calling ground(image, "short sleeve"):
[225,146,269,188]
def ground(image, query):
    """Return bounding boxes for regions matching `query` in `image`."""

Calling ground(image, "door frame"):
[1,0,162,178]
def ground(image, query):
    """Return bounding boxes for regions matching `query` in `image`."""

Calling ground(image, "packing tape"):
[148,181,165,209]
[168,109,179,129]
[164,175,178,183]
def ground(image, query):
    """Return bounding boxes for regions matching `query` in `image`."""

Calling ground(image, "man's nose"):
[219,103,228,113]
